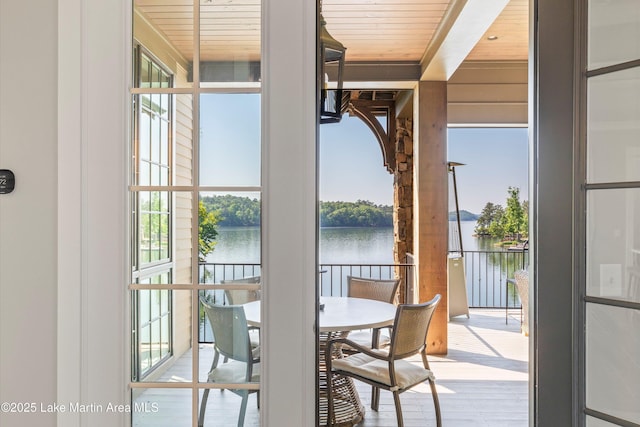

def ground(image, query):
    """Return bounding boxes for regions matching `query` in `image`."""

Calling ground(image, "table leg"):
[318,331,365,427]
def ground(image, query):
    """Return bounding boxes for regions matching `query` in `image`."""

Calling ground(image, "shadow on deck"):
[133,309,528,426]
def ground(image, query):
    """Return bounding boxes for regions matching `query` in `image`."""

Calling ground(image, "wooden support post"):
[416,81,448,354]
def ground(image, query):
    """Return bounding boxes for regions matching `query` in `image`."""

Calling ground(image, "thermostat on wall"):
[0,170,15,194]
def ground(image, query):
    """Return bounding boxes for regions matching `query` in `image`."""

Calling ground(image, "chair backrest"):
[514,269,529,335]
[514,270,529,306]
[200,298,253,363]
[389,294,441,358]
[221,276,261,305]
[347,276,400,304]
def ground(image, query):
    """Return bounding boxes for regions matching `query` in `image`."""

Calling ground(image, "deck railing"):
[197,251,527,341]
[318,263,415,300]
[197,262,415,301]
[199,262,262,288]
[457,249,529,308]
[197,262,414,342]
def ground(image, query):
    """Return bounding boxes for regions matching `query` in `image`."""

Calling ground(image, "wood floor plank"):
[133,309,529,426]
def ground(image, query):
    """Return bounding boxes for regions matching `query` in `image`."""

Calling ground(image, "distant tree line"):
[320,200,393,227]
[448,210,478,221]
[201,195,484,229]
[475,187,528,241]
[201,194,261,226]
[201,195,396,228]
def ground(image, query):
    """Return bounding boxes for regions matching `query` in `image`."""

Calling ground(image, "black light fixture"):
[319,12,346,124]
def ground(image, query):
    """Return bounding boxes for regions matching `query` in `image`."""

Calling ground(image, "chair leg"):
[238,391,249,427]
[198,389,210,427]
[392,390,404,427]
[371,386,380,411]
[371,328,381,411]
[429,379,442,427]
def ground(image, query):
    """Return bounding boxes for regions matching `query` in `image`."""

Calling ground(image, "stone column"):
[393,118,414,303]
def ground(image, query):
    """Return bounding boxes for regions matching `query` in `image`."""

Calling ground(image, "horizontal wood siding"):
[448,61,528,126]
[173,64,193,358]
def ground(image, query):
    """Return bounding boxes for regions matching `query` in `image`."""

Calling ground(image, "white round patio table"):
[244,296,396,332]
[243,296,397,426]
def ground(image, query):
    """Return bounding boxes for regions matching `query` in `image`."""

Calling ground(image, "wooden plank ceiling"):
[466,0,529,61]
[135,0,528,69]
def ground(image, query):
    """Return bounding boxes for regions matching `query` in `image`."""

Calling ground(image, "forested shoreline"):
[474,187,528,241]
[201,195,398,227]
[201,195,482,228]
[320,200,392,227]
[201,194,261,226]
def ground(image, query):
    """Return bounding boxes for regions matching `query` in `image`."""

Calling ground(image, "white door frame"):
[57,0,318,425]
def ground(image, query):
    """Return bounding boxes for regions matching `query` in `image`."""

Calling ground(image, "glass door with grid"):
[129,1,262,425]
[582,1,640,425]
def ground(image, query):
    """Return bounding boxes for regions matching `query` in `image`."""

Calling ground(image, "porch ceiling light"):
[320,14,346,124]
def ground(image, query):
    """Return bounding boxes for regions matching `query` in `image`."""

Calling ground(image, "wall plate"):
[0,170,15,194]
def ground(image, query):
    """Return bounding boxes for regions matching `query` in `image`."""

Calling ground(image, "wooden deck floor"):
[133,309,529,426]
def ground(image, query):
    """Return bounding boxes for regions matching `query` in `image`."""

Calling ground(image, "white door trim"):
[57,0,129,426]
[260,0,317,424]
[57,0,318,425]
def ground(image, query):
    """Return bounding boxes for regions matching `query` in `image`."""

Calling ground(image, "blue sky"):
[321,120,529,214]
[319,115,394,205]
[447,127,529,214]
[200,93,261,187]
[199,95,529,215]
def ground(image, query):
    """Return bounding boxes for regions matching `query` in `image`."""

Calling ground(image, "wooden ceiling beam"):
[419,0,509,81]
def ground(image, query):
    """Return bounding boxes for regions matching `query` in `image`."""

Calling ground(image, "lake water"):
[206,221,500,264]
[200,222,523,342]
[201,221,523,323]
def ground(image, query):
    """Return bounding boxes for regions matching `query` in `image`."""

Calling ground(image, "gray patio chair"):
[346,276,400,349]
[199,299,260,427]
[221,275,261,305]
[221,276,261,351]
[326,294,442,427]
